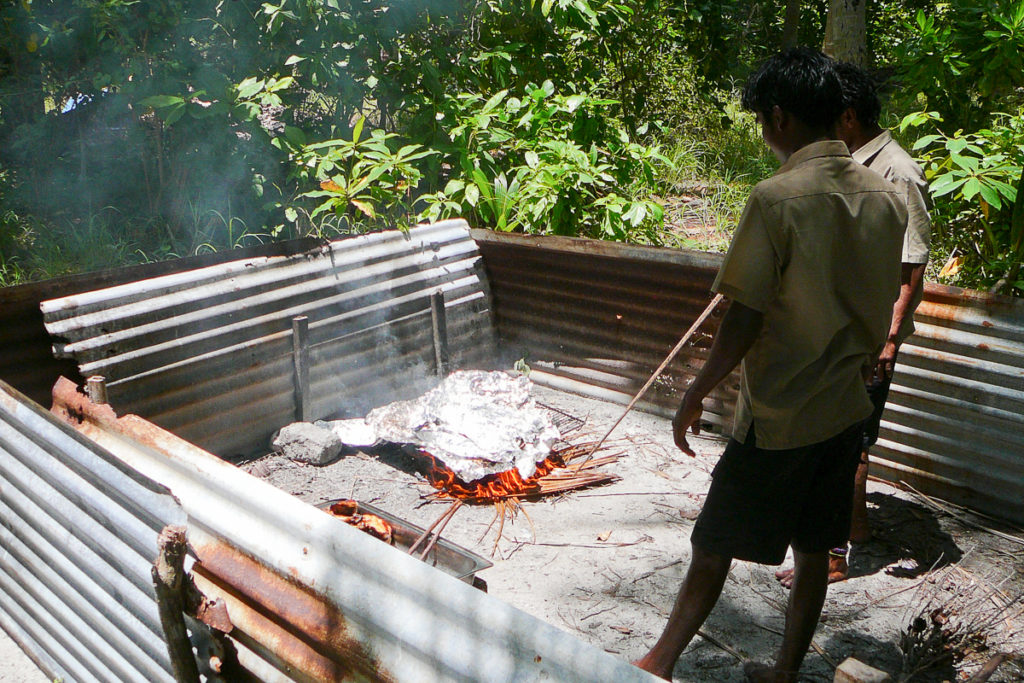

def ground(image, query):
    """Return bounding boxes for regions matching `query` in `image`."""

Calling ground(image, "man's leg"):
[747,549,830,682]
[849,450,871,543]
[633,543,732,680]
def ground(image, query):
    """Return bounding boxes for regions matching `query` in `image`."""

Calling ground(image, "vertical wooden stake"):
[85,376,108,405]
[292,316,310,422]
[430,291,450,378]
[152,525,200,683]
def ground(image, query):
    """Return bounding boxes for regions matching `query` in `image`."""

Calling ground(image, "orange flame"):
[422,451,566,502]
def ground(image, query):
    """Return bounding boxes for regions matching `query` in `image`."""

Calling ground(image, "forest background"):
[0,0,1022,294]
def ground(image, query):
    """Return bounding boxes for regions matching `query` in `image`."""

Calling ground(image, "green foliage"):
[415,84,668,240]
[892,1,1024,132]
[902,110,1024,293]
[286,118,434,235]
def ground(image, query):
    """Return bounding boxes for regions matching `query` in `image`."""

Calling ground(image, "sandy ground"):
[246,383,1024,682]
[0,627,49,682]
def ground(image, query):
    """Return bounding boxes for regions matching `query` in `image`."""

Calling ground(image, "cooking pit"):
[7,220,1022,682]
[243,382,1024,682]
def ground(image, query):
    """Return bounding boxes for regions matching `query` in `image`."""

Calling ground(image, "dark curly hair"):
[741,47,844,131]
[834,61,882,128]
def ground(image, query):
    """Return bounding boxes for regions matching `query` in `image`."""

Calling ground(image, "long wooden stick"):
[580,293,724,464]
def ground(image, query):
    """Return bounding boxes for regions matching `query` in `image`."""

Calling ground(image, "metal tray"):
[320,499,492,583]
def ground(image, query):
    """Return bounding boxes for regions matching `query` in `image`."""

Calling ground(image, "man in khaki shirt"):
[776,62,933,588]
[633,48,907,683]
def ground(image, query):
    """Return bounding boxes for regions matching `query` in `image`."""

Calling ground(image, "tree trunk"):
[781,0,801,49]
[822,0,868,66]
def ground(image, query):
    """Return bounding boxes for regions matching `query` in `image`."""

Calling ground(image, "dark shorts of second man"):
[691,420,864,566]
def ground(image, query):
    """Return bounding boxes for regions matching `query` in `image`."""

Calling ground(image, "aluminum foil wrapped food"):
[323,370,561,481]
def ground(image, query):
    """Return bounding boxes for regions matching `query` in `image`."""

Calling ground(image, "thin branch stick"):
[696,628,745,663]
[579,293,724,465]
[408,500,460,556]
[419,501,462,560]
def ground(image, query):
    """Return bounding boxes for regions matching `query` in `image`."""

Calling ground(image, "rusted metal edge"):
[49,376,660,683]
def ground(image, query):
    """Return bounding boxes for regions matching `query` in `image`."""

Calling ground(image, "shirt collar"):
[776,140,852,175]
[851,130,892,165]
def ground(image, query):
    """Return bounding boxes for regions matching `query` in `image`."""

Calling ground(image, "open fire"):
[420,441,621,503]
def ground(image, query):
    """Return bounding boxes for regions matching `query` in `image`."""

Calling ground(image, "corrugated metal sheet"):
[472,231,1024,526]
[41,221,496,457]
[873,284,1024,523]
[52,378,660,683]
[471,230,737,429]
[0,237,320,406]
[0,380,186,683]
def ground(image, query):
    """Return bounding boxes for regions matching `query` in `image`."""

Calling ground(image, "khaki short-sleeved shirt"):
[712,140,907,450]
[853,130,932,342]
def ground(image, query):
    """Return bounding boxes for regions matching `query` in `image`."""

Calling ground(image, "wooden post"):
[85,376,107,405]
[152,525,200,683]
[292,316,310,421]
[430,291,450,378]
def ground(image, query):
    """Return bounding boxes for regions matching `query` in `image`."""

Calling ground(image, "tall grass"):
[656,101,776,252]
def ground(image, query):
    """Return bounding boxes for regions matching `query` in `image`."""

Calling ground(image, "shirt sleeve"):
[712,191,779,312]
[898,174,931,264]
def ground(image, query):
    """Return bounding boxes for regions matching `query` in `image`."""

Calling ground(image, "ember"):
[420,442,621,503]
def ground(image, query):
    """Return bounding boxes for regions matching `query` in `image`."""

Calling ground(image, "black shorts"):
[691,420,864,565]
[862,375,892,449]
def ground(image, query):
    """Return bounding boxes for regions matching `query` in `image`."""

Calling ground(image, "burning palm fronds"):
[421,439,622,503]
[417,436,624,554]
[898,563,1024,682]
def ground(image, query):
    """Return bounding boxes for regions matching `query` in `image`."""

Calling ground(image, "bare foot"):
[774,554,849,589]
[743,661,795,682]
[631,657,672,681]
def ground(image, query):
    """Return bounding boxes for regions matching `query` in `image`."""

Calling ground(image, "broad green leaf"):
[961,177,982,200]
[283,126,306,147]
[978,183,1002,210]
[139,95,184,108]
[565,95,586,113]
[350,199,376,218]
[912,135,941,151]
[236,77,264,100]
[352,116,365,143]
[267,76,295,92]
[285,55,305,65]
[163,104,186,126]
[525,150,539,168]
[945,138,969,154]
[284,207,298,222]
[930,173,967,197]
[482,90,507,114]
[465,183,480,207]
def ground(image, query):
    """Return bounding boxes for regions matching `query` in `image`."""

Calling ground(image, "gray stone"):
[271,422,343,465]
[834,657,891,683]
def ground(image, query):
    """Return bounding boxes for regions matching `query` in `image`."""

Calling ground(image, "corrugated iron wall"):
[875,284,1024,523]
[0,380,186,683]
[471,230,737,430]
[472,231,1024,526]
[0,237,320,407]
[26,226,1024,523]
[53,377,661,683]
[41,221,496,457]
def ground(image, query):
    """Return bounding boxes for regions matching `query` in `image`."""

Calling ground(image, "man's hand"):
[672,389,704,457]
[874,340,899,381]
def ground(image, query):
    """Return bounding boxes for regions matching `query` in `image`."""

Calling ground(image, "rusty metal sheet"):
[471,230,735,427]
[471,230,1024,525]
[0,379,186,683]
[41,221,497,458]
[0,238,320,406]
[52,377,661,683]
